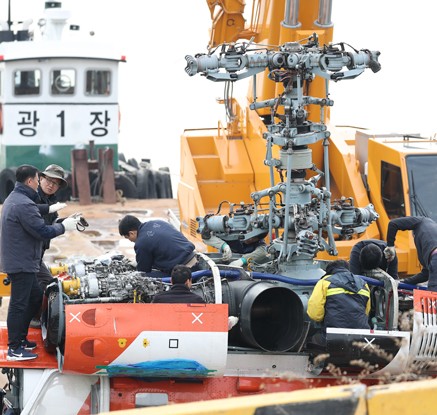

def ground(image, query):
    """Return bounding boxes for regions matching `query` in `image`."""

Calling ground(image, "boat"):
[0,1,172,204]
[0,1,437,413]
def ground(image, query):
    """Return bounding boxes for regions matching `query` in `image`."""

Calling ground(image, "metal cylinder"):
[224,280,304,352]
[202,215,229,233]
[283,0,300,28]
[279,148,312,170]
[316,0,333,27]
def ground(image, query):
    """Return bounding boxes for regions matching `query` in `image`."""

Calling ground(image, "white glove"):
[203,235,233,261]
[228,316,239,330]
[221,244,233,261]
[49,202,67,214]
[384,246,396,262]
[62,215,80,231]
[230,258,247,267]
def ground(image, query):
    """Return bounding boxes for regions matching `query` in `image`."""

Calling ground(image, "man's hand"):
[221,243,233,261]
[62,214,81,231]
[49,202,67,213]
[203,235,233,261]
[229,258,247,267]
[228,316,239,330]
[384,246,396,262]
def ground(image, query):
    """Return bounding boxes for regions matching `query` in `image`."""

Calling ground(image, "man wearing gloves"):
[0,165,80,361]
[36,164,69,292]
[349,239,398,279]
[28,164,69,328]
[385,216,437,291]
[202,232,270,268]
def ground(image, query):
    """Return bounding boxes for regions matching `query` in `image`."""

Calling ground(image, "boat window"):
[85,70,111,96]
[381,161,405,219]
[406,154,437,222]
[51,69,75,95]
[14,69,41,95]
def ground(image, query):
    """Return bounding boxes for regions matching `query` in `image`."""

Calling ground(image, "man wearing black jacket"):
[119,215,199,277]
[350,239,398,279]
[152,265,205,303]
[0,165,79,361]
[385,216,437,291]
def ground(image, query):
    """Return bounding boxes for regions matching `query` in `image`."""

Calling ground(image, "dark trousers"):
[37,261,56,293]
[7,272,43,349]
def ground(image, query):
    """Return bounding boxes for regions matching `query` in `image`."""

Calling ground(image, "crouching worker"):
[349,239,398,279]
[307,260,371,347]
[202,231,270,268]
[119,215,199,278]
[152,265,239,330]
[152,265,205,304]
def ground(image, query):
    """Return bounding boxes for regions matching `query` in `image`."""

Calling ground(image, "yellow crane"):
[178,0,437,276]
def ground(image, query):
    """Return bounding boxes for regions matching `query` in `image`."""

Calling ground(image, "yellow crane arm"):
[206,0,259,48]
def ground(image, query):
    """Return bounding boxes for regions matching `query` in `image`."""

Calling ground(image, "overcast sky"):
[4,0,437,180]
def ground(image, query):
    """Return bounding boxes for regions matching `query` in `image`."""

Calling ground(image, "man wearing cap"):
[36,164,69,292]
[28,165,71,328]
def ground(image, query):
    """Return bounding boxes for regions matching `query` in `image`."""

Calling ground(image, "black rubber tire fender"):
[153,170,164,198]
[44,291,63,353]
[159,167,173,199]
[127,158,139,169]
[136,169,154,199]
[115,173,138,199]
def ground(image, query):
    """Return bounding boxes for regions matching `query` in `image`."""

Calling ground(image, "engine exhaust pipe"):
[223,280,304,352]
